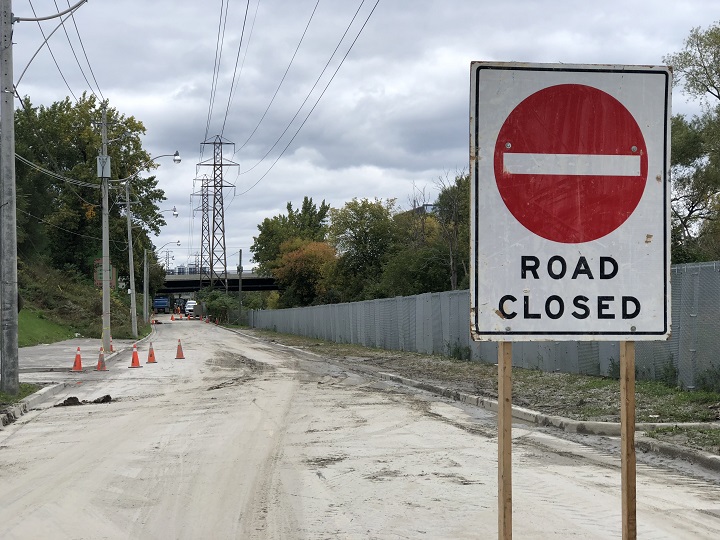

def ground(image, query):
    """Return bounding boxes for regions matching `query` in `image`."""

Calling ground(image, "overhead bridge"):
[159,272,278,294]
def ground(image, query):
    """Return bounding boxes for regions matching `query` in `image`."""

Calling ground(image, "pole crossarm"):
[14,0,87,22]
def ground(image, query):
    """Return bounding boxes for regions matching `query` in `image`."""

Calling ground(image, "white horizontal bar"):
[503,153,641,176]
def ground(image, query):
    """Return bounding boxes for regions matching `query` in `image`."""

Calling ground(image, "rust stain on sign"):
[645,234,653,243]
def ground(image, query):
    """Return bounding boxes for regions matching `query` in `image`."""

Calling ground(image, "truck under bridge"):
[159,271,278,294]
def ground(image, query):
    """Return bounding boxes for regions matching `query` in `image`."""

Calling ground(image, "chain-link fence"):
[249,261,720,388]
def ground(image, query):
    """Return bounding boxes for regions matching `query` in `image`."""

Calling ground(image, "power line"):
[220,0,251,137]
[203,0,231,146]
[238,0,321,151]
[28,0,78,101]
[225,0,262,141]
[61,0,105,101]
[236,0,381,197]
[17,207,125,247]
[236,0,366,177]
[15,153,100,189]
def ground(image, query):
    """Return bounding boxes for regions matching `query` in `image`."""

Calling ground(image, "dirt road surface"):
[1,317,719,538]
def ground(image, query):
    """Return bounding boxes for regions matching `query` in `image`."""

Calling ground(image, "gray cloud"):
[12,0,710,266]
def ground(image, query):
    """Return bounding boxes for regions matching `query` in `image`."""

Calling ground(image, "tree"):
[668,114,720,262]
[250,196,330,275]
[434,172,470,289]
[274,240,336,307]
[14,93,166,282]
[328,198,397,301]
[664,23,720,106]
[664,23,720,262]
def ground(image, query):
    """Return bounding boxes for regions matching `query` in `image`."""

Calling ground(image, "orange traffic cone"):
[110,337,115,353]
[175,339,185,359]
[171,314,175,321]
[71,346,83,372]
[128,343,143,368]
[147,342,157,364]
[95,346,108,371]
[179,313,183,320]
[205,317,210,324]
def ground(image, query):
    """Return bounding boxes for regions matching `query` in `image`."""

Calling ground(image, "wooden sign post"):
[498,342,513,539]
[620,341,637,539]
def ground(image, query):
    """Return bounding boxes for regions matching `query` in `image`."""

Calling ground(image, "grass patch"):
[18,260,141,340]
[645,426,720,454]
[18,309,75,347]
[0,382,41,408]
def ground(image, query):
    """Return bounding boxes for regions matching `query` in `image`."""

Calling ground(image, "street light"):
[144,240,180,323]
[120,152,181,338]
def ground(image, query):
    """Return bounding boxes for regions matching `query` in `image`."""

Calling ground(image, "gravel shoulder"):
[244,328,720,455]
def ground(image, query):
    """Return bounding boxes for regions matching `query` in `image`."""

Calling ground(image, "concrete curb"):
[2,334,152,429]
[223,331,720,472]
[378,371,720,472]
[0,381,72,428]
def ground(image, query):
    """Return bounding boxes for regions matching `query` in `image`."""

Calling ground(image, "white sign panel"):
[470,62,671,341]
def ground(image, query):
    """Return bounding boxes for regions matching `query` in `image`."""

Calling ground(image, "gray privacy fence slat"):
[250,262,720,386]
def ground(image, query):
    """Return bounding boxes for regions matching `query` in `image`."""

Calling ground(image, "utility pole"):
[125,179,137,338]
[98,107,112,355]
[0,0,18,394]
[143,249,149,323]
[237,249,243,325]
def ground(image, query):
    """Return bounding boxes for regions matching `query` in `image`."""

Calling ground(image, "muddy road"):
[1,318,719,538]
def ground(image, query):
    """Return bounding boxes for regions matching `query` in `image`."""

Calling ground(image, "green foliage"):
[274,241,336,307]
[446,341,471,361]
[0,383,41,408]
[247,175,469,305]
[328,197,397,301]
[658,359,679,387]
[434,172,470,290]
[696,363,720,393]
[250,196,330,276]
[645,426,720,453]
[664,22,720,104]
[664,24,720,262]
[196,288,240,323]
[15,94,166,283]
[18,309,75,347]
[607,357,620,379]
[18,259,137,339]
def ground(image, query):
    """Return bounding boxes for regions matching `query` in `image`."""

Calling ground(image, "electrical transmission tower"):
[196,136,237,292]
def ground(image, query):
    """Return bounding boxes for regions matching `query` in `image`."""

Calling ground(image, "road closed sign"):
[470,62,671,341]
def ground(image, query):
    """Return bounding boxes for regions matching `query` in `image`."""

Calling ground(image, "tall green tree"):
[250,196,330,275]
[14,94,167,282]
[664,22,720,262]
[328,198,397,301]
[434,172,470,289]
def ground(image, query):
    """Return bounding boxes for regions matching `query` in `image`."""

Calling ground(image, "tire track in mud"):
[237,373,301,538]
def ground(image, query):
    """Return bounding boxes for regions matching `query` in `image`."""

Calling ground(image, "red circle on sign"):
[494,84,648,243]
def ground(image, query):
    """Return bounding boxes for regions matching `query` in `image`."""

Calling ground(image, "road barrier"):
[71,347,83,372]
[95,347,108,371]
[147,342,157,364]
[128,344,142,369]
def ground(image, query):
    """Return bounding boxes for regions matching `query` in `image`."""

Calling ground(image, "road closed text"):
[496,255,641,320]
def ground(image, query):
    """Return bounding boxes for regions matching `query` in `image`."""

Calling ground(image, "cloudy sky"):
[11,0,713,270]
